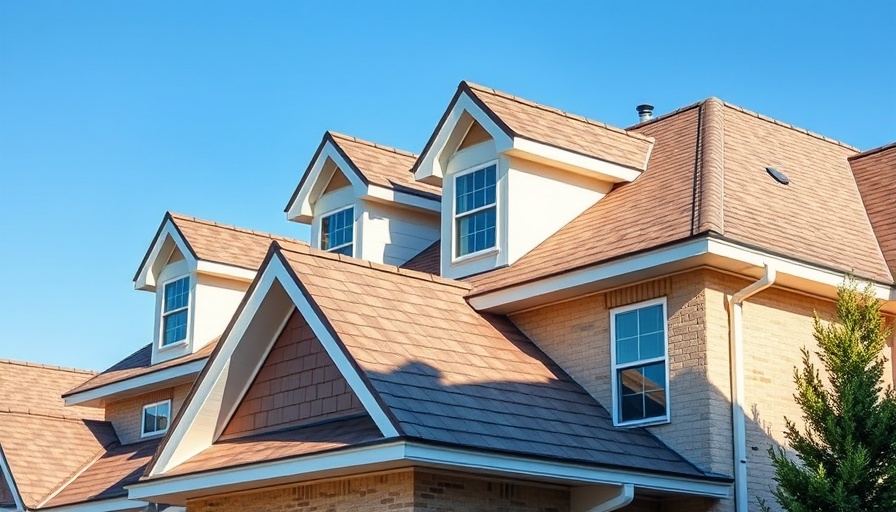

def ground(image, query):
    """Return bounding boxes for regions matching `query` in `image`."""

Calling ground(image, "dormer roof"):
[412,81,654,185]
[134,212,307,290]
[284,132,441,223]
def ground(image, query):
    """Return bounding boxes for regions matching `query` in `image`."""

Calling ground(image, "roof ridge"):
[462,81,655,143]
[626,99,706,130]
[848,140,896,160]
[0,407,103,423]
[168,212,307,245]
[276,243,471,291]
[719,100,860,152]
[0,359,96,375]
[327,131,419,159]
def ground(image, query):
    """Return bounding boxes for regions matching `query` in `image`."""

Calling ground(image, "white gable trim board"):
[127,440,731,505]
[134,220,199,291]
[286,140,368,223]
[63,360,206,407]
[147,251,399,477]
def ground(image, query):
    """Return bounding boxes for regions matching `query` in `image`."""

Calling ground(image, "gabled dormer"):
[134,213,306,365]
[284,132,441,266]
[412,81,655,279]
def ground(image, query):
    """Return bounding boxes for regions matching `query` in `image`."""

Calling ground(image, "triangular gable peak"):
[145,245,398,477]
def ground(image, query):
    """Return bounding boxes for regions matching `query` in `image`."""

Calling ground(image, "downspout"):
[571,483,634,512]
[728,264,776,512]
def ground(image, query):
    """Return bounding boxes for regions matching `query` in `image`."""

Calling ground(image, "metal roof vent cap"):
[636,104,654,123]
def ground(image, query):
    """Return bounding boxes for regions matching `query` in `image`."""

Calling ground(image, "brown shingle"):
[399,240,440,275]
[63,339,217,398]
[849,143,896,280]
[0,361,118,508]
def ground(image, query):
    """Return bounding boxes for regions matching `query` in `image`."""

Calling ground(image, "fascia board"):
[364,185,441,213]
[286,141,367,223]
[128,440,730,504]
[194,261,256,283]
[35,498,147,512]
[63,359,206,407]
[134,222,199,291]
[415,93,513,183]
[507,138,642,183]
[0,448,25,512]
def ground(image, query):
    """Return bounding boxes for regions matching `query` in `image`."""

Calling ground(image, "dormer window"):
[454,164,497,258]
[142,400,171,437]
[161,276,190,346]
[321,206,354,256]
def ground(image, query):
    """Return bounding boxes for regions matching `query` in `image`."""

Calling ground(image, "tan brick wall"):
[104,383,192,444]
[704,272,894,511]
[221,311,364,438]
[414,471,568,511]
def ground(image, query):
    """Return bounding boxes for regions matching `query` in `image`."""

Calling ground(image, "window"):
[611,298,669,426]
[321,207,354,256]
[141,400,171,437]
[161,276,190,346]
[454,164,497,257]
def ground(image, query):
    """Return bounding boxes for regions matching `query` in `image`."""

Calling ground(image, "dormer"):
[412,81,655,279]
[134,213,305,365]
[284,132,441,266]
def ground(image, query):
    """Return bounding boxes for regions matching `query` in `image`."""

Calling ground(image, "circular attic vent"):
[766,166,790,185]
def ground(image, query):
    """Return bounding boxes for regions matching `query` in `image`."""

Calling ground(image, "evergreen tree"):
[766,280,896,511]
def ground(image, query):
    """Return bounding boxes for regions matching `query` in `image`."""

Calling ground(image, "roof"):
[0,361,118,509]
[64,339,218,398]
[270,246,708,478]
[135,212,308,280]
[42,439,161,508]
[165,415,380,478]
[399,240,440,275]
[849,143,896,278]
[467,98,893,293]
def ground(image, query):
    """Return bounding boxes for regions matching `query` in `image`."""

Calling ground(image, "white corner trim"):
[135,221,199,291]
[0,448,25,512]
[63,359,206,407]
[286,140,368,223]
[195,261,257,283]
[147,254,399,477]
[508,138,643,183]
[270,259,400,438]
[127,440,731,503]
[365,185,441,213]
[36,497,148,512]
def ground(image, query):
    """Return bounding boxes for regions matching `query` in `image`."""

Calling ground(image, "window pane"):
[642,362,665,391]
[163,310,188,345]
[639,304,664,333]
[639,332,664,360]
[455,165,496,215]
[456,207,496,256]
[617,362,666,423]
[616,337,639,364]
[645,391,666,418]
[143,407,154,433]
[620,391,644,423]
[615,311,638,340]
[332,244,353,256]
[321,208,353,255]
[164,277,189,312]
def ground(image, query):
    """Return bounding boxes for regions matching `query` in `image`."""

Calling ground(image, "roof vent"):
[766,166,790,185]
[636,104,654,123]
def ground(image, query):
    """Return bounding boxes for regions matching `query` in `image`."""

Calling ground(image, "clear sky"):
[1,1,894,371]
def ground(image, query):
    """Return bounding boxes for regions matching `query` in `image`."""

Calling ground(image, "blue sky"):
[1,1,894,371]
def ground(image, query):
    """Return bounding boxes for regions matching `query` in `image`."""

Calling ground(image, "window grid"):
[161,277,189,346]
[455,164,497,257]
[321,207,353,256]
[611,300,669,426]
[141,400,171,437]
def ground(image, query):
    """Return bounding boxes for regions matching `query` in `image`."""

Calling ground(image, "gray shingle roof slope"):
[279,245,712,479]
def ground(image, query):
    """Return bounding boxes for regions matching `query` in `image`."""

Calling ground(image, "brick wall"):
[414,471,568,511]
[221,311,365,438]
[104,383,192,444]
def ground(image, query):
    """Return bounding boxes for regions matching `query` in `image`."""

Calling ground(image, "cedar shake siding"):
[221,310,365,438]
[104,384,191,445]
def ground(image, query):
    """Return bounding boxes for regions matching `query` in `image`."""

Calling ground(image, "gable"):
[457,119,493,151]
[321,166,352,196]
[222,310,365,438]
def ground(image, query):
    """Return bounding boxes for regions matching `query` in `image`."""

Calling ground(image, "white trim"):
[128,440,730,504]
[194,261,256,283]
[508,137,644,183]
[148,254,399,476]
[365,185,440,213]
[158,275,192,349]
[451,161,499,260]
[64,359,206,407]
[609,298,670,427]
[317,205,355,256]
[286,141,368,223]
[134,222,199,291]
[141,399,172,438]
[0,448,25,512]
[37,497,148,512]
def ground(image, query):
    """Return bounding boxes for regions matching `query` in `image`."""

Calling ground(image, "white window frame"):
[451,161,499,262]
[318,205,355,257]
[159,275,191,349]
[141,399,172,438]
[609,297,671,427]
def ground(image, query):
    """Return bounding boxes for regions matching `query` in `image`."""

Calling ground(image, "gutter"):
[571,484,634,512]
[727,264,776,512]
